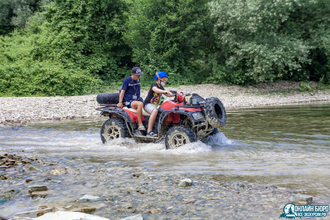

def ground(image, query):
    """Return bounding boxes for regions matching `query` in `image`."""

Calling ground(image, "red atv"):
[96,91,226,149]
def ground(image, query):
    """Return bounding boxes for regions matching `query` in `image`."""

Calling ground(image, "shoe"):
[147,132,158,137]
[138,125,146,131]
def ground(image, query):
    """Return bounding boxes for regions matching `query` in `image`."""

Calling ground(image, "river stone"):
[49,167,67,175]
[78,195,100,202]
[26,179,34,183]
[37,206,56,217]
[32,211,110,220]
[73,207,97,214]
[0,174,9,180]
[0,166,9,170]
[178,179,192,187]
[148,209,160,214]
[29,166,37,171]
[28,185,48,192]
[30,191,50,198]
[290,194,312,204]
[120,214,144,220]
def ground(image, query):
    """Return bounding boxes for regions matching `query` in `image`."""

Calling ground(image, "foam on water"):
[96,132,233,154]
[164,141,212,154]
[202,132,235,146]
[0,127,234,156]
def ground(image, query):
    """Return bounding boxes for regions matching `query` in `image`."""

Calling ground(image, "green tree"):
[209,0,311,83]
[282,0,330,83]
[0,0,49,35]
[0,31,100,96]
[124,0,217,85]
[0,0,131,96]
[34,0,130,81]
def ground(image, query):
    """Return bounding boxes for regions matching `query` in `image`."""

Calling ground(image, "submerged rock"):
[290,193,313,204]
[78,195,100,202]
[49,167,67,175]
[73,207,97,214]
[32,211,110,220]
[37,206,57,217]
[28,185,49,198]
[120,214,144,220]
[178,179,192,187]
[30,191,49,198]
[28,185,48,193]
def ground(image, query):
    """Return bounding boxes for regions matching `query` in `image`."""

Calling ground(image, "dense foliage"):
[39,0,130,80]
[124,0,216,85]
[209,0,330,84]
[0,0,130,96]
[0,31,100,96]
[0,0,50,35]
[0,0,329,96]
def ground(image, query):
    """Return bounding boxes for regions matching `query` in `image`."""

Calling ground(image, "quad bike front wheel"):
[100,118,128,143]
[165,126,197,149]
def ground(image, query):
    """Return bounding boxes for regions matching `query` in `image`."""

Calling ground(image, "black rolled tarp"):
[96,93,120,104]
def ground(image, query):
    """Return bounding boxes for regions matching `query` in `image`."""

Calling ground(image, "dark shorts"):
[125,100,133,108]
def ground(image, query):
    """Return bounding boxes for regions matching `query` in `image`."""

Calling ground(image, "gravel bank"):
[0,154,296,219]
[1,81,330,126]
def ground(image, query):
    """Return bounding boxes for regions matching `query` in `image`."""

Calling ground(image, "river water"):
[1,101,330,217]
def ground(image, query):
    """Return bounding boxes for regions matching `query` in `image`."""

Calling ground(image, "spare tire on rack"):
[204,97,226,128]
[97,93,120,104]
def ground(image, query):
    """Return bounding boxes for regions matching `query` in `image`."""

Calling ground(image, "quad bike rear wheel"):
[100,118,128,143]
[165,126,197,149]
[204,97,227,128]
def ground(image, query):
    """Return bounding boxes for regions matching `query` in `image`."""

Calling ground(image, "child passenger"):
[144,71,175,137]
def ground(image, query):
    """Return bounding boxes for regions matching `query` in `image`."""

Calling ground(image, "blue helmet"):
[154,71,168,81]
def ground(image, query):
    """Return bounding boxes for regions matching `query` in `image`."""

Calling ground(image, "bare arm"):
[152,87,174,97]
[117,89,125,108]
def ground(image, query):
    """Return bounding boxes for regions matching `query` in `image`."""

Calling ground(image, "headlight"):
[192,112,204,120]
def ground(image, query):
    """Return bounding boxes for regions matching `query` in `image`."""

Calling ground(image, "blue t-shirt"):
[121,76,140,102]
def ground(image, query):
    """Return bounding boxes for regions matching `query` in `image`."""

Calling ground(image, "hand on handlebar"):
[117,102,123,108]
[166,91,175,97]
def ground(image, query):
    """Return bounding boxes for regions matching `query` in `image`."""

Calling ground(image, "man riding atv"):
[117,67,145,131]
[96,78,227,149]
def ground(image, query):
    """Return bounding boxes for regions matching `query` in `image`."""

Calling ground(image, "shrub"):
[0,31,101,96]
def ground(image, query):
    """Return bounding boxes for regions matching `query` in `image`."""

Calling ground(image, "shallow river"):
[1,101,330,217]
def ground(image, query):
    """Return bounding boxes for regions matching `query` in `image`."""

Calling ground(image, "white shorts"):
[144,103,157,114]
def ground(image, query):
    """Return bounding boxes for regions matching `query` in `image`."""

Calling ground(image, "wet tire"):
[204,97,226,128]
[97,93,120,104]
[165,126,197,149]
[100,118,128,143]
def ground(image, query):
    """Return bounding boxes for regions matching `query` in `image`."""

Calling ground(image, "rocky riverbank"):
[1,81,328,219]
[1,81,330,127]
[0,154,314,219]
